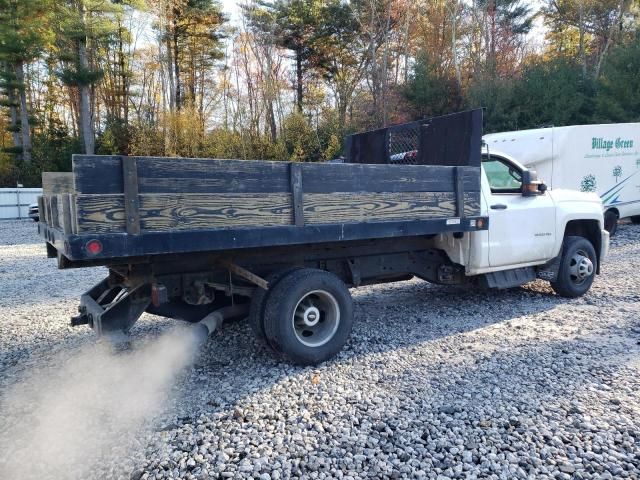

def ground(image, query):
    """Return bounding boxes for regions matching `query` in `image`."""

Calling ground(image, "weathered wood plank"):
[301,164,480,193]
[75,194,126,233]
[74,191,480,233]
[140,193,293,231]
[37,196,44,224]
[73,155,291,194]
[122,157,141,234]
[75,193,293,233]
[42,172,74,195]
[303,192,457,224]
[44,196,52,225]
[454,167,464,218]
[463,192,479,217]
[72,155,123,194]
[290,163,304,226]
[60,194,73,234]
[50,195,60,229]
[137,157,290,194]
[70,194,78,234]
[72,155,480,195]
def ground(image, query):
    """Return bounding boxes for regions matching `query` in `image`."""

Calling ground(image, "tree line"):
[0,0,639,186]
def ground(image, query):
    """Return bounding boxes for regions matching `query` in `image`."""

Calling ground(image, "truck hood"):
[548,189,603,205]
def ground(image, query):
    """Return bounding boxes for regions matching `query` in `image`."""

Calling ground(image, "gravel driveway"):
[0,220,638,480]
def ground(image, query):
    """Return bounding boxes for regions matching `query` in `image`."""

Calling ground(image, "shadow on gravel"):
[158,279,567,421]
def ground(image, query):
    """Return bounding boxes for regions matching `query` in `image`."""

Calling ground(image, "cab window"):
[482,156,522,194]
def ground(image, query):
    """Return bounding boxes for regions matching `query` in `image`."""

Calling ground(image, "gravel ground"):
[0,219,638,479]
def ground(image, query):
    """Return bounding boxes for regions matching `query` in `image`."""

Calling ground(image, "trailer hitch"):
[71,277,151,335]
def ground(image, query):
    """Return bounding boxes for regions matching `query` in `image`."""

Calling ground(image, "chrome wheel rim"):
[569,249,594,285]
[292,290,340,347]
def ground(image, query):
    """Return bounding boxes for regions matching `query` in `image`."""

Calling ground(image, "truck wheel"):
[248,266,302,343]
[551,236,597,298]
[630,215,640,224]
[263,268,353,365]
[604,210,618,235]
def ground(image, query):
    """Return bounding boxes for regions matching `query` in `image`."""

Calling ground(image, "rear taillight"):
[85,239,103,255]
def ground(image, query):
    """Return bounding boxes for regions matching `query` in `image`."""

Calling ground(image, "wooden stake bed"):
[38,110,489,263]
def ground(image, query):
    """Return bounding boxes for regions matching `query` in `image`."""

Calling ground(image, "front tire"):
[630,215,640,224]
[551,236,597,298]
[604,210,618,235]
[262,268,353,365]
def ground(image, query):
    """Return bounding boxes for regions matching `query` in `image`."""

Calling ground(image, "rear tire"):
[263,268,353,365]
[551,236,597,298]
[630,215,640,224]
[248,266,302,343]
[604,210,618,236]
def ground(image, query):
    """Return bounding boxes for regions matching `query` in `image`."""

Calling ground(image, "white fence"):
[0,188,43,220]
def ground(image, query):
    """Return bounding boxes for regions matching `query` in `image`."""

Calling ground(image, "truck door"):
[482,155,556,268]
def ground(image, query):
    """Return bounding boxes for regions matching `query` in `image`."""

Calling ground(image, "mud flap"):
[537,255,561,282]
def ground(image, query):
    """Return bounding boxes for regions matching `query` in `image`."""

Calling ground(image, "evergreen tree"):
[595,37,640,122]
[249,0,325,112]
[0,0,53,163]
[55,0,123,155]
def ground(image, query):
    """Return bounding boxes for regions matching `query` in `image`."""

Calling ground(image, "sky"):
[217,0,548,44]
[221,0,242,24]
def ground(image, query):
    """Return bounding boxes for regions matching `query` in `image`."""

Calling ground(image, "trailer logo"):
[592,137,634,151]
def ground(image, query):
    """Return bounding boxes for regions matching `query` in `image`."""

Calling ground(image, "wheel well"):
[605,207,619,217]
[563,220,601,273]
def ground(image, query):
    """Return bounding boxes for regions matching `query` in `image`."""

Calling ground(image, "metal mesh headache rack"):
[344,110,482,167]
[388,124,420,164]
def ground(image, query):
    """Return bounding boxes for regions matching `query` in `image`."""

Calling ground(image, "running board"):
[483,267,536,289]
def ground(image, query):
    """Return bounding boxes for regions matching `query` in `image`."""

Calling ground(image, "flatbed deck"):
[39,110,487,265]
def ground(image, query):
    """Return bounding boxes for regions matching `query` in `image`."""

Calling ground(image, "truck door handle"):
[490,204,508,210]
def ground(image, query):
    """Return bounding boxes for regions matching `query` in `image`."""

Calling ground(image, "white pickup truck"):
[452,151,610,299]
[39,110,609,365]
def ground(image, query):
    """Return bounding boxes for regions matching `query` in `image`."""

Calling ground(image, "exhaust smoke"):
[0,313,229,480]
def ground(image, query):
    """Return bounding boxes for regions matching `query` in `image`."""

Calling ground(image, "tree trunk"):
[78,38,95,155]
[451,1,462,93]
[173,17,182,111]
[14,61,32,163]
[578,2,587,77]
[267,101,277,142]
[594,0,631,80]
[118,25,129,154]
[164,35,176,111]
[381,10,392,126]
[295,47,303,112]
[368,2,379,126]
[6,80,21,152]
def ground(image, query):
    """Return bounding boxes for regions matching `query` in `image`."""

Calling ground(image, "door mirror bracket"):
[522,169,546,196]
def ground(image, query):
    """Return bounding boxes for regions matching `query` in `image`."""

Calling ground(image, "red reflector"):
[85,240,103,255]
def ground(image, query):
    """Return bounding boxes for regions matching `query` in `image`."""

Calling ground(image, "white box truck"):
[484,123,640,234]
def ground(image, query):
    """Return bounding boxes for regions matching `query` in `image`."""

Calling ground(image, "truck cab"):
[437,150,609,298]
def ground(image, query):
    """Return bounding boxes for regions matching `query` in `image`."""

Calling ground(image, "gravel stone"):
[0,219,639,479]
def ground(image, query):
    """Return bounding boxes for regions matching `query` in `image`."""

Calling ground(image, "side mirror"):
[521,169,546,196]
